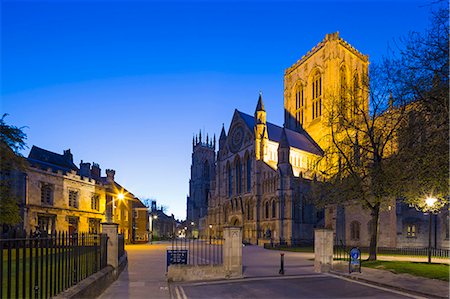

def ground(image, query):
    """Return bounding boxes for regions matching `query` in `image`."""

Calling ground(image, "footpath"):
[98,242,171,299]
[330,262,449,299]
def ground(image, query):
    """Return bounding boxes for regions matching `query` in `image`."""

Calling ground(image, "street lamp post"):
[209,224,212,244]
[425,197,437,264]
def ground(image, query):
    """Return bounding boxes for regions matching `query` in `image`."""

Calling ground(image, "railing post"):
[101,222,119,276]
[314,229,333,273]
[223,226,242,277]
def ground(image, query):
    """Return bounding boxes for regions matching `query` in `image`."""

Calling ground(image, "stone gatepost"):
[314,229,333,273]
[102,222,119,275]
[223,226,243,277]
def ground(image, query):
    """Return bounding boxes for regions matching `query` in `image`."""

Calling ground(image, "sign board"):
[166,249,188,271]
[349,247,361,273]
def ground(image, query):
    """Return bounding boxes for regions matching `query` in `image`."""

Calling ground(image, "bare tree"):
[312,5,449,261]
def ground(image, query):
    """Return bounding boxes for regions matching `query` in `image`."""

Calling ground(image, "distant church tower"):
[186,131,216,226]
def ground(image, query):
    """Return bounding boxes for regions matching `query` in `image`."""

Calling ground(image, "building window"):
[295,85,304,126]
[445,218,449,240]
[91,194,100,211]
[227,163,232,197]
[40,183,54,206]
[88,218,100,234]
[68,190,79,208]
[339,66,347,116]
[265,202,269,219]
[235,158,242,195]
[311,73,322,120]
[271,201,276,218]
[38,215,55,234]
[407,224,416,237]
[246,156,251,192]
[68,217,78,234]
[351,73,359,116]
[350,221,360,241]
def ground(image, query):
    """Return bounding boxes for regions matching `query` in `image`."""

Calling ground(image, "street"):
[172,274,421,299]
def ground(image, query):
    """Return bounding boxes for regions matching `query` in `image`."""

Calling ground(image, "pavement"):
[97,243,449,299]
[98,242,171,299]
[330,262,449,299]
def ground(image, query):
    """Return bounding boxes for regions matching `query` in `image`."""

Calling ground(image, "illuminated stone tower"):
[187,131,216,227]
[284,32,369,151]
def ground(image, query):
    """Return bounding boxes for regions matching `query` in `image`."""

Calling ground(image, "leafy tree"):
[0,114,27,226]
[312,5,449,260]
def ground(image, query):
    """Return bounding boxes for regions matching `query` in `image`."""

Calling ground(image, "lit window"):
[91,194,100,211]
[311,72,322,120]
[69,190,79,208]
[295,85,305,126]
[41,183,54,206]
[407,224,416,237]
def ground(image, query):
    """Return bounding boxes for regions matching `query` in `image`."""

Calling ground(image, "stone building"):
[25,146,106,234]
[21,145,144,241]
[132,199,149,243]
[186,132,215,236]
[188,32,448,249]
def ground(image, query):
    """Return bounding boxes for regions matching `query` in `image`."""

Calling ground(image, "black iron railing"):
[0,231,108,299]
[333,242,450,260]
[170,237,224,265]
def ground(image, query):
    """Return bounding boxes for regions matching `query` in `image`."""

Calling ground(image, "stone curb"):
[329,270,448,299]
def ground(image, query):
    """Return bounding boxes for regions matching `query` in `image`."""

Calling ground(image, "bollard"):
[279,253,285,275]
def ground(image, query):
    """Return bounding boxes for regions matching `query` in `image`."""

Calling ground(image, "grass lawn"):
[362,260,450,281]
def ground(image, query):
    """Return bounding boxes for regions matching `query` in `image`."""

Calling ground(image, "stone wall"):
[25,166,106,233]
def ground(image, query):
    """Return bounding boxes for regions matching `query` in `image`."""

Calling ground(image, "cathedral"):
[187,32,369,245]
[188,32,448,249]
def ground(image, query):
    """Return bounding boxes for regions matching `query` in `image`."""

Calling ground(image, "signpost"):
[166,249,188,271]
[349,247,361,273]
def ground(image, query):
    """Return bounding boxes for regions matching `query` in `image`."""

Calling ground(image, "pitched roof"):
[236,110,323,156]
[27,145,78,172]
[132,198,147,209]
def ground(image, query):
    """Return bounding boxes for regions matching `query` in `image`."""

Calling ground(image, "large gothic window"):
[265,201,270,219]
[350,221,360,241]
[271,200,276,218]
[203,160,210,180]
[227,163,232,197]
[235,157,242,195]
[311,72,322,120]
[339,66,347,116]
[351,73,359,116]
[295,84,304,126]
[246,156,251,192]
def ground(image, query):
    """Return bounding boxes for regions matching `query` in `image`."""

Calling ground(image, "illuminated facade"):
[189,32,447,248]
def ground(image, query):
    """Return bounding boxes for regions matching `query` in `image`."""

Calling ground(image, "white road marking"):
[325,273,427,299]
[181,274,327,287]
[180,285,188,299]
[174,286,182,299]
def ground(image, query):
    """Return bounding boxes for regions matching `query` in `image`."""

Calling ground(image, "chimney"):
[106,169,116,182]
[79,160,91,177]
[91,163,101,179]
[63,149,73,162]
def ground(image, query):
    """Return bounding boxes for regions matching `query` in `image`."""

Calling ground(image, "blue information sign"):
[349,247,361,273]
[166,249,188,271]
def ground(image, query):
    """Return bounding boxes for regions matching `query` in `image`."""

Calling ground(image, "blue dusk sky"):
[1,0,438,219]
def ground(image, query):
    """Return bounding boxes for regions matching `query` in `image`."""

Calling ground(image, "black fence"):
[0,231,108,299]
[170,237,224,265]
[118,234,125,260]
[333,242,450,260]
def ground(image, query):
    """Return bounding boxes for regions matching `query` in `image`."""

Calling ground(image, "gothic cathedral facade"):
[188,32,369,245]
